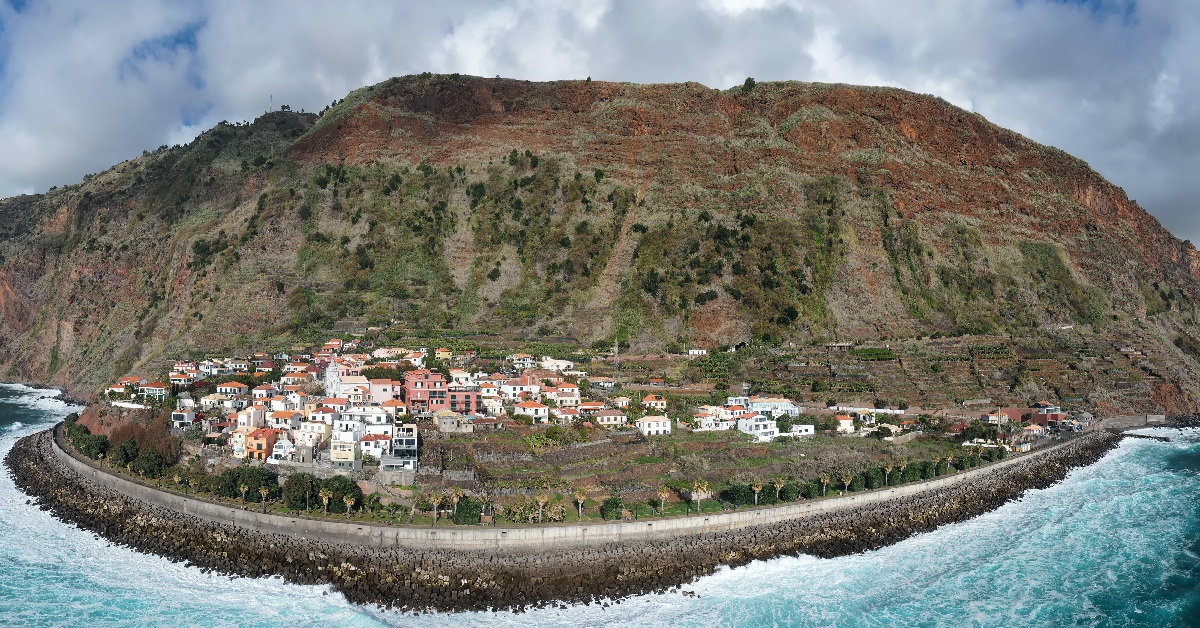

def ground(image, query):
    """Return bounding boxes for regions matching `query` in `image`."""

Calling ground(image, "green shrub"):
[600,497,625,520]
[320,475,363,513]
[283,473,320,510]
[451,497,484,525]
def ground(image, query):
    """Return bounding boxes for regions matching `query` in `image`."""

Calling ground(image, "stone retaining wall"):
[6,426,1123,612]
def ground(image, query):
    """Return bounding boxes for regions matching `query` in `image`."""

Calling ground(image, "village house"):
[216,381,250,396]
[593,409,628,429]
[635,415,672,436]
[748,395,800,417]
[380,398,408,419]
[267,435,295,464]
[321,397,351,413]
[540,356,574,372]
[447,385,483,414]
[500,375,541,401]
[382,423,419,471]
[514,400,550,422]
[170,408,196,430]
[139,381,168,402]
[267,410,302,432]
[236,406,265,429]
[508,353,536,371]
[404,369,448,414]
[359,433,392,460]
[245,428,281,462]
[737,415,779,442]
[642,394,667,411]
[434,347,453,361]
[295,419,331,449]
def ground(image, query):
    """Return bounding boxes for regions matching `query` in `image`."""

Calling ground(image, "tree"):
[819,473,831,497]
[259,486,270,512]
[751,480,763,506]
[742,76,756,93]
[131,450,167,478]
[691,478,709,514]
[427,490,445,526]
[320,475,362,514]
[343,494,355,517]
[319,488,333,514]
[451,497,484,525]
[657,486,671,514]
[283,473,319,511]
[772,476,786,502]
[600,497,624,520]
[535,493,550,523]
[239,483,250,505]
[449,486,464,514]
[573,488,589,521]
[840,471,854,493]
[883,463,894,486]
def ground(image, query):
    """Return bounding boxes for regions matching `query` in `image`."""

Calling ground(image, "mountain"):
[3,74,1200,410]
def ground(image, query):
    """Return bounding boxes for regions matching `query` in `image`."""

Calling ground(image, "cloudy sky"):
[2,0,1198,241]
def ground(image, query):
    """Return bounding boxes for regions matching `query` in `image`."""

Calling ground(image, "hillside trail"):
[573,202,643,340]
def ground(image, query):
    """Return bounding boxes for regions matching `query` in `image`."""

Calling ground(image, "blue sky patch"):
[1022,0,1139,25]
[118,19,206,84]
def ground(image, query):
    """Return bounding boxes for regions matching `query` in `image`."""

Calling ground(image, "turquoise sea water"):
[3,382,1199,626]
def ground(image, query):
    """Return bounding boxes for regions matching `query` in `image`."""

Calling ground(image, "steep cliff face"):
[1,74,1198,403]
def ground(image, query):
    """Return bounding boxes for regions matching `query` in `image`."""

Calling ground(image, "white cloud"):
[1,0,1199,242]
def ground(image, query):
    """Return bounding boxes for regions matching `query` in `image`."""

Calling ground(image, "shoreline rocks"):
[5,428,1122,613]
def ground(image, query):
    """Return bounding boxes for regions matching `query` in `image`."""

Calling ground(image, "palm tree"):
[173,473,183,491]
[882,463,894,486]
[427,491,444,526]
[449,486,464,515]
[750,480,763,506]
[771,476,786,502]
[840,471,854,493]
[239,483,249,505]
[188,477,200,495]
[657,486,671,514]
[343,494,355,518]
[691,478,709,514]
[535,493,549,523]
[945,454,956,472]
[573,488,588,521]
[259,486,270,512]
[898,458,910,482]
[319,488,333,515]
[818,473,831,497]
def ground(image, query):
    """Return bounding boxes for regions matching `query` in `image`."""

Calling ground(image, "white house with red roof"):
[360,433,392,459]
[268,410,302,432]
[140,381,169,402]
[216,381,250,396]
[309,406,339,425]
[507,353,536,371]
[514,400,550,422]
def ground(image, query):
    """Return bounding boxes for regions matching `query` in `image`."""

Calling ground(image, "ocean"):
[2,382,1199,627]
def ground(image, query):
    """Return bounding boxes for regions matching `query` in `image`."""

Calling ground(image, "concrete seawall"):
[6,426,1124,612]
[47,422,1083,550]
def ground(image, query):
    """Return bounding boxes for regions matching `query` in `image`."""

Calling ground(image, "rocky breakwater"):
[5,427,1122,613]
